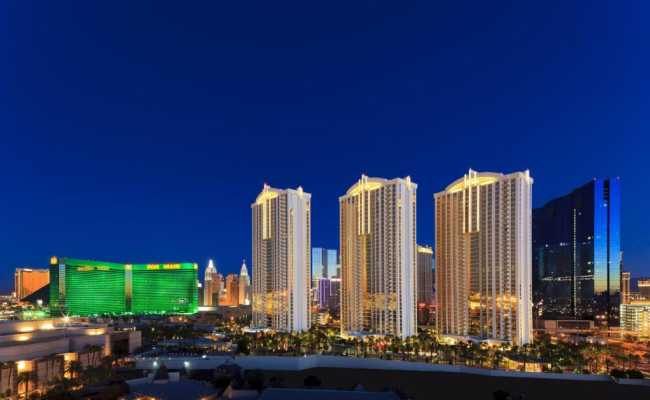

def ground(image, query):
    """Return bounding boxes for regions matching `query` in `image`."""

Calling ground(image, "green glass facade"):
[50,257,198,316]
[131,263,198,314]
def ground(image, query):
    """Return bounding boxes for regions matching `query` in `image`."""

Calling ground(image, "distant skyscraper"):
[533,178,621,323]
[312,248,338,287]
[340,175,417,339]
[226,273,239,306]
[318,277,341,310]
[318,278,331,309]
[252,184,311,331]
[416,245,434,307]
[329,278,341,311]
[204,260,217,306]
[239,260,251,305]
[216,272,224,300]
[622,271,631,305]
[14,268,49,301]
[436,169,533,345]
[197,282,204,307]
[639,280,650,300]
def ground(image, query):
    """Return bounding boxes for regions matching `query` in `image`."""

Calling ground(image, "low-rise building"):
[195,305,252,323]
[0,319,141,395]
[620,301,650,337]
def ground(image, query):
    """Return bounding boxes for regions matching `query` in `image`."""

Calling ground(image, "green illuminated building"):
[50,257,198,316]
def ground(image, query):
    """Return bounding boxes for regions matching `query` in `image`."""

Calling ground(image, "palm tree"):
[521,343,535,372]
[405,336,414,358]
[367,336,377,358]
[80,366,105,386]
[47,377,73,396]
[40,354,54,384]
[492,349,504,370]
[449,344,459,365]
[82,344,103,366]
[429,336,439,359]
[393,336,404,360]
[41,353,64,384]
[386,335,396,357]
[601,346,612,372]
[17,371,38,394]
[101,355,115,370]
[4,361,17,395]
[65,360,83,380]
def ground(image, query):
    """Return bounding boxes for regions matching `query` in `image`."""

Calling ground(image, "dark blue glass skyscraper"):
[312,248,338,282]
[533,178,621,324]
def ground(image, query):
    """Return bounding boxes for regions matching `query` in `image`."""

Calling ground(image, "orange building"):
[14,268,49,300]
[225,274,239,306]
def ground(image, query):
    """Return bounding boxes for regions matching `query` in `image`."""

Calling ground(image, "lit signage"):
[163,263,180,269]
[147,264,160,270]
[76,266,110,271]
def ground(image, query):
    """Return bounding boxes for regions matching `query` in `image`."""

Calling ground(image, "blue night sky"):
[1,1,649,291]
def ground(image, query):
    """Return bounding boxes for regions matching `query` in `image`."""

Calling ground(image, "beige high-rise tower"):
[252,184,311,331]
[435,169,533,345]
[622,271,631,304]
[339,175,417,339]
[204,260,217,306]
[239,260,251,305]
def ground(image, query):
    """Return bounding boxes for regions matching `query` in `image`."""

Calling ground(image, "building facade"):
[215,273,224,303]
[318,277,341,310]
[416,245,434,326]
[532,178,621,323]
[312,248,338,282]
[14,268,49,301]
[204,260,217,306]
[622,271,631,305]
[416,245,434,306]
[435,170,533,345]
[620,302,650,337]
[50,257,198,316]
[251,184,311,331]
[0,319,141,395]
[639,279,650,300]
[340,175,417,339]
[239,260,251,305]
[225,273,239,306]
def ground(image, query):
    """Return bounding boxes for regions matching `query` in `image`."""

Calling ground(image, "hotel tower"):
[15,268,49,301]
[252,184,311,331]
[340,175,417,339]
[435,169,533,345]
[239,260,251,305]
[204,259,217,306]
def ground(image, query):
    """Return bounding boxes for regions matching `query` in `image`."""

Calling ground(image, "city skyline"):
[3,171,646,294]
[1,2,649,290]
[2,2,649,397]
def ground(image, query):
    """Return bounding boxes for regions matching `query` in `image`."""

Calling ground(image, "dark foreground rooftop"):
[259,388,401,400]
[122,381,218,400]
[263,367,649,400]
